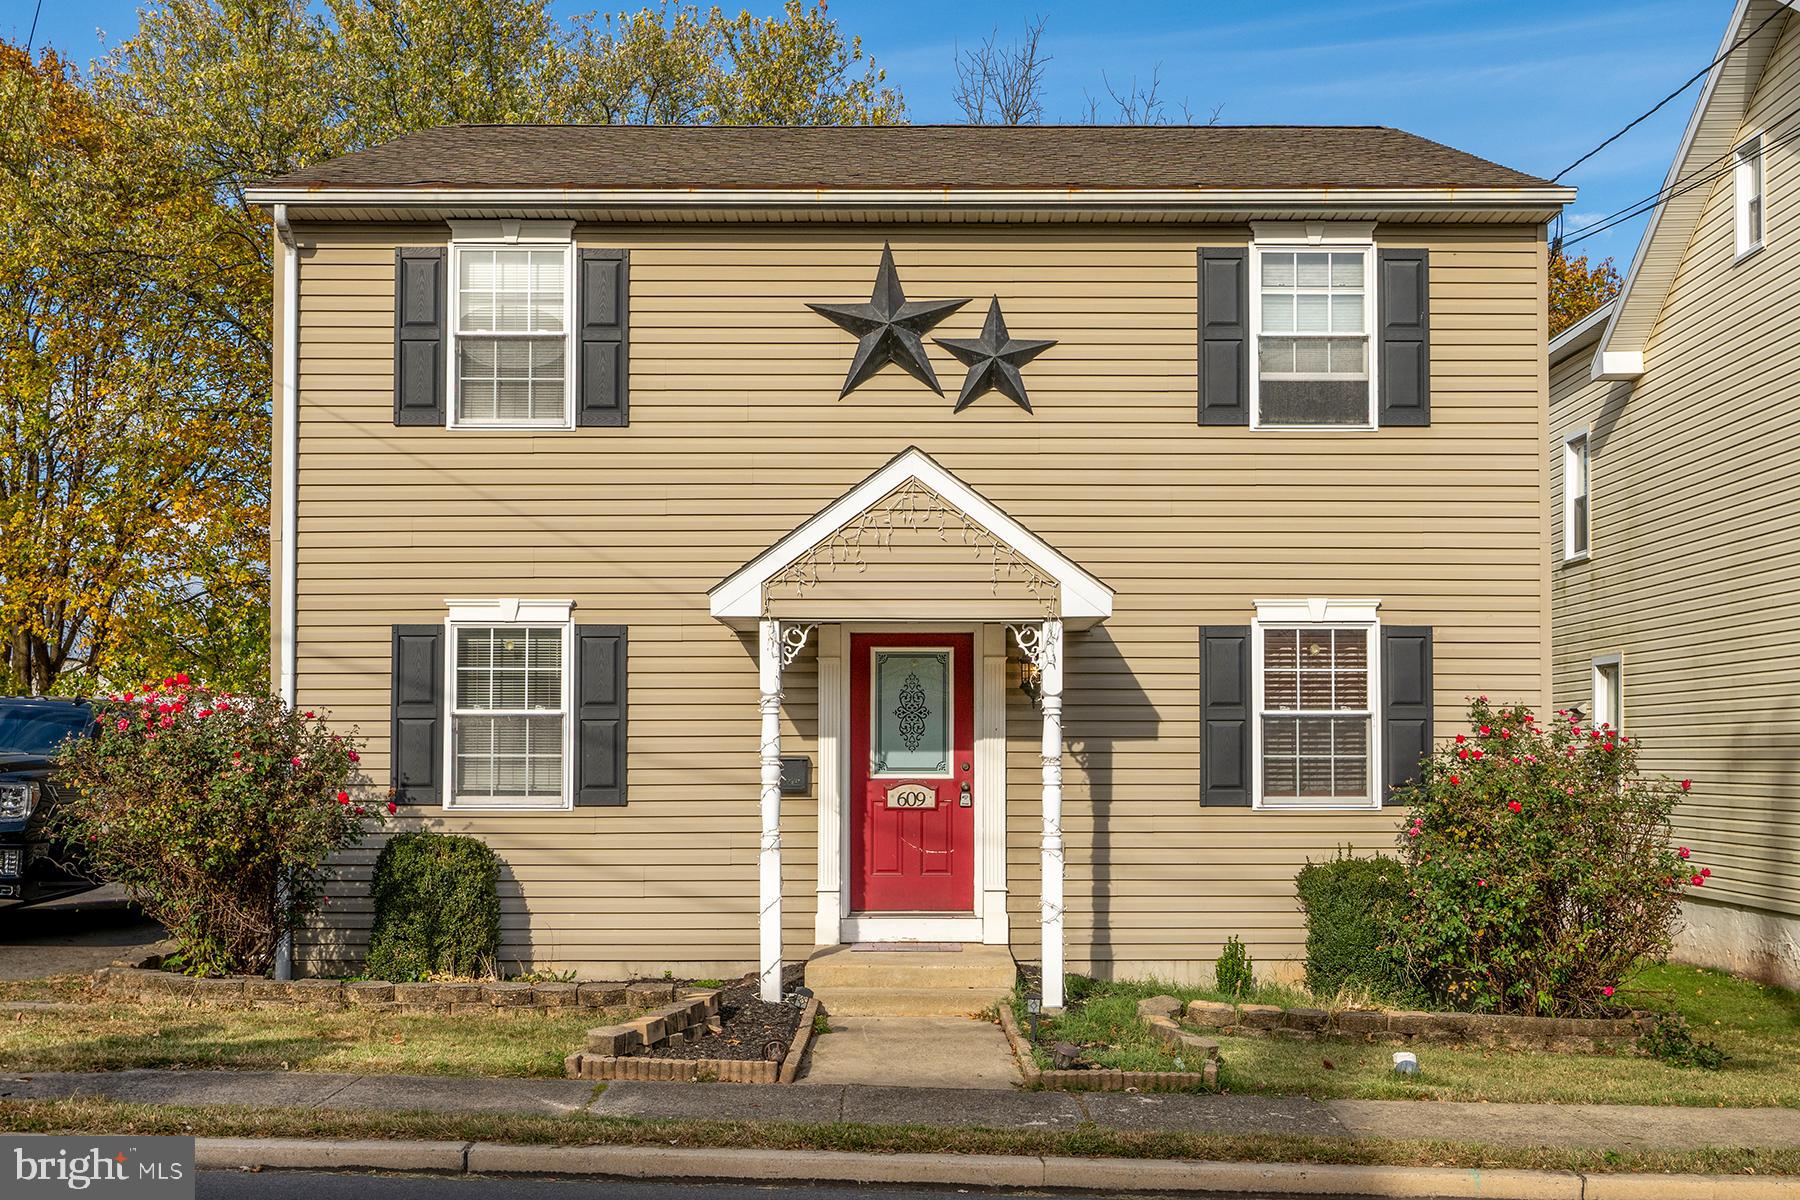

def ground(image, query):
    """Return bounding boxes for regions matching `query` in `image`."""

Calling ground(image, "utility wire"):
[26,0,44,53]
[1550,2,1787,182]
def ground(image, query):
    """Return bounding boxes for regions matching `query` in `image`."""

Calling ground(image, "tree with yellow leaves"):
[1549,245,1622,338]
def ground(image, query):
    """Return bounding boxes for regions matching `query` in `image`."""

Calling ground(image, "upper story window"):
[1252,600,1381,811]
[449,223,575,429]
[1251,240,1376,429]
[1563,430,1590,561]
[1735,134,1764,259]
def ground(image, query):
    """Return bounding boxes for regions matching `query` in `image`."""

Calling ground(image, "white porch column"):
[1038,618,1066,1011]
[758,618,785,1002]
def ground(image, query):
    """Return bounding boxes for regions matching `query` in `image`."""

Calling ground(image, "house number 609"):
[884,783,936,810]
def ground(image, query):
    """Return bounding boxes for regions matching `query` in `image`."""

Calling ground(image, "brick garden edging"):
[92,966,682,1016]
[565,995,821,1085]
[1179,996,1656,1052]
[998,1003,1220,1093]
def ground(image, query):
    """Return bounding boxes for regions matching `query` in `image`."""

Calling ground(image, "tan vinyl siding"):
[1550,14,1800,923]
[292,220,1548,981]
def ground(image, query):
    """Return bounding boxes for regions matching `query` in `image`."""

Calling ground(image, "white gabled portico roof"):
[1589,0,1797,380]
[708,447,1114,628]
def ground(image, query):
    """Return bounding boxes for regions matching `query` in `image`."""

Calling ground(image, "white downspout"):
[273,203,300,982]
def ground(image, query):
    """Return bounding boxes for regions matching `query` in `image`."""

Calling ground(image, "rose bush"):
[52,675,380,976]
[1390,697,1704,1016]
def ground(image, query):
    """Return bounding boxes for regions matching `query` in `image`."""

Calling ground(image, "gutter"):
[272,202,299,983]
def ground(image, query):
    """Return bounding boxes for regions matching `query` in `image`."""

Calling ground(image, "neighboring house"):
[247,125,1568,1004]
[1550,0,1800,987]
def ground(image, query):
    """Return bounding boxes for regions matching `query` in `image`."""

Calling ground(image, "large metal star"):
[808,244,969,397]
[934,297,1057,413]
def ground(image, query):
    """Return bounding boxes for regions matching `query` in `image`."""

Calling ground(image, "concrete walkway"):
[5,1069,1799,1151]
[797,1016,1020,1089]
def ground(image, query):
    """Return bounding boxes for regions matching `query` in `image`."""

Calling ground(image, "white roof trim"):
[1548,299,1616,366]
[1592,0,1797,376]
[709,447,1113,626]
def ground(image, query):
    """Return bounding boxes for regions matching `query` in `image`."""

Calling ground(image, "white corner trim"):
[1249,220,1377,245]
[708,447,1114,625]
[1253,598,1382,625]
[447,218,575,244]
[445,598,575,623]
[1591,350,1644,381]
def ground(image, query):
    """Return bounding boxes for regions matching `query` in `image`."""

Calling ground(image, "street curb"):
[187,1138,1800,1197]
[195,1137,470,1173]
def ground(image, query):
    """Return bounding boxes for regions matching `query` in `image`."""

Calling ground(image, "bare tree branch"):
[953,15,1049,125]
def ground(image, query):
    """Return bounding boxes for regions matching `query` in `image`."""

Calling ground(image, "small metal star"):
[808,244,969,397]
[934,296,1057,413]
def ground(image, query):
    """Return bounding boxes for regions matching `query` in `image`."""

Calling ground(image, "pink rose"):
[1678,846,1690,859]
[115,719,128,732]
[1602,986,1615,998]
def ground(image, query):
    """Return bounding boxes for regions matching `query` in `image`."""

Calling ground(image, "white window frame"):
[443,598,577,812]
[1248,222,1379,433]
[1591,653,1623,735]
[446,220,578,432]
[1250,598,1383,812]
[1562,428,1591,563]
[1734,132,1765,261]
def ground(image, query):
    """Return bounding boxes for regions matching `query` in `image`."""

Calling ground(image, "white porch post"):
[758,618,785,1002]
[1038,618,1066,1011]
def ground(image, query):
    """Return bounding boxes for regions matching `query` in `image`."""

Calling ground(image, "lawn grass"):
[0,974,596,1077]
[1,1096,1796,1176]
[1018,962,1800,1107]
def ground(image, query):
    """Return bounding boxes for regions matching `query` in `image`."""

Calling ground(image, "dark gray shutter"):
[1381,626,1434,805]
[1377,249,1430,427]
[577,249,629,427]
[574,625,628,806]
[394,248,446,426]
[1197,249,1249,426]
[390,625,444,805]
[1200,626,1252,806]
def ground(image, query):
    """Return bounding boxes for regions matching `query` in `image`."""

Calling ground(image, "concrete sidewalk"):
[4,1069,1799,1151]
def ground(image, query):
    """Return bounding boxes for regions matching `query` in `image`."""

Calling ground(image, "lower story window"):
[452,624,568,806]
[1259,625,1374,807]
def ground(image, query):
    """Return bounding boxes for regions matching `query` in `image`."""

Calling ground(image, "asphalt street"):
[196,1174,1295,1199]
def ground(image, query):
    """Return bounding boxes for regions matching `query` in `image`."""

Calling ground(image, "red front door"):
[850,633,975,913]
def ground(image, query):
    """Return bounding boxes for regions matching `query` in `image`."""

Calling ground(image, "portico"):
[709,448,1113,1006]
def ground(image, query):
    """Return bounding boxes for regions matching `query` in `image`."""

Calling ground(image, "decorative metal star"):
[934,296,1057,413]
[808,244,969,397]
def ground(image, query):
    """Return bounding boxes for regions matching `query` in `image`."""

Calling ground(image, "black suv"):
[0,697,98,907]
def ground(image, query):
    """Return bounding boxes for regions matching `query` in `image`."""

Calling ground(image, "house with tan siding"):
[1551,0,1800,989]
[247,124,1569,1008]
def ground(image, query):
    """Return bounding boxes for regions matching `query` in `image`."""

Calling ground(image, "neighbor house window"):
[1592,654,1622,734]
[1253,245,1375,428]
[1253,605,1380,810]
[451,242,573,427]
[1563,430,1590,560]
[449,618,572,808]
[1735,134,1764,258]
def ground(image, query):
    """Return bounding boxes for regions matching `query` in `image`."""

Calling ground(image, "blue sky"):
[11,0,1737,263]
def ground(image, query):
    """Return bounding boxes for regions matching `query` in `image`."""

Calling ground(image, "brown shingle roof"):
[263,124,1552,192]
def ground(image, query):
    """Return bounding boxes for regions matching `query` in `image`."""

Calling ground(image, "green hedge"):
[365,832,502,982]
[1294,851,1409,1000]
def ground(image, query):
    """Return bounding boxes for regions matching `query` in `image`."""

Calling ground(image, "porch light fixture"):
[1019,656,1043,707]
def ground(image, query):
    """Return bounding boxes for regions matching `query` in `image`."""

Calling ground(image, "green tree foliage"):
[1,0,900,694]
[365,832,504,981]
[1549,246,1621,337]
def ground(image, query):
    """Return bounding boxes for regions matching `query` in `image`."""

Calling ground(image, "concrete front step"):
[804,944,1017,1017]
[806,985,1013,1017]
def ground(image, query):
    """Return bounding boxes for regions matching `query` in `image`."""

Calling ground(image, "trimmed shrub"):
[1391,698,1706,1016]
[52,678,375,976]
[1294,851,1409,999]
[365,832,502,981]
[1214,935,1254,999]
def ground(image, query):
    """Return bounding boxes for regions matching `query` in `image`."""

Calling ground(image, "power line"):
[1550,2,1787,183]
[27,0,44,53]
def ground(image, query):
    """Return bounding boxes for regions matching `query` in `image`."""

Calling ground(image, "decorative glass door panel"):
[872,651,951,776]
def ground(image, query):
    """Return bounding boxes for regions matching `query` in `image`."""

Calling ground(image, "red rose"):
[354,805,365,815]
[1691,874,1704,887]
[175,672,189,686]
[337,791,349,805]
[1507,800,1523,814]
[386,801,398,815]
[1701,867,1712,878]
[1479,725,1491,735]
[1448,774,1461,786]
[1680,779,1692,792]
[1455,734,1465,744]
[1472,750,1483,760]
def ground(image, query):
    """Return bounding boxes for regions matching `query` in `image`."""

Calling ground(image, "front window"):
[1564,432,1590,560]
[1735,134,1764,258]
[453,245,572,427]
[451,624,570,807]
[1258,625,1375,809]
[1255,247,1373,428]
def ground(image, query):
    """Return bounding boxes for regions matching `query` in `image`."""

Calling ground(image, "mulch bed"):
[642,967,805,1062]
